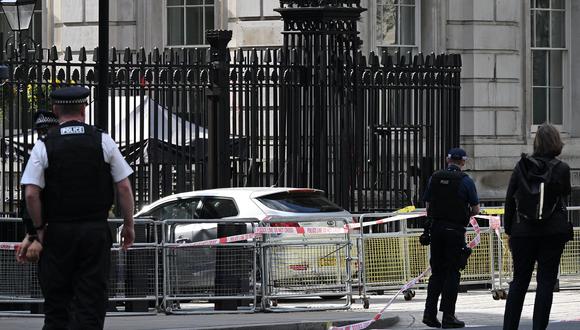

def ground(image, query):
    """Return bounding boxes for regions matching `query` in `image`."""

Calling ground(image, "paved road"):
[1,289,579,329]
[368,289,580,329]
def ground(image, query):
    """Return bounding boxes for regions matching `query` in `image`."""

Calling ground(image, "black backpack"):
[514,155,561,223]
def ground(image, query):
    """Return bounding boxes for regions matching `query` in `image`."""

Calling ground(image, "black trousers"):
[503,235,567,330]
[424,222,465,316]
[39,221,112,330]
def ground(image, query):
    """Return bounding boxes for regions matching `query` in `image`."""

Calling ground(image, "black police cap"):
[50,86,90,105]
[447,147,468,160]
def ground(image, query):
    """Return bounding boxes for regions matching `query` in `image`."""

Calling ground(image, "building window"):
[167,0,215,47]
[376,0,418,54]
[0,0,42,48]
[531,0,566,125]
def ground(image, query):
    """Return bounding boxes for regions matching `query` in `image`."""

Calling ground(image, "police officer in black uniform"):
[422,148,480,328]
[17,111,59,262]
[20,87,135,330]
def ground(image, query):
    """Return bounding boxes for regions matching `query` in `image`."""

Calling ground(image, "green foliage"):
[26,79,76,111]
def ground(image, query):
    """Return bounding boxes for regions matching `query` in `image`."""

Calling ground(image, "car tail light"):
[289,264,308,271]
[271,222,300,227]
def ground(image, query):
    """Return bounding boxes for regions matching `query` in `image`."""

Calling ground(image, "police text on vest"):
[60,126,85,135]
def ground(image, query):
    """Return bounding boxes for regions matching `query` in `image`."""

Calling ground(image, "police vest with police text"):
[428,169,471,227]
[42,121,114,222]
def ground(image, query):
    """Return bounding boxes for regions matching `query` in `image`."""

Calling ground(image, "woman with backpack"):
[503,123,573,330]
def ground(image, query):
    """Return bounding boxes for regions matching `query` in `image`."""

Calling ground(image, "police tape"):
[474,214,504,250]
[467,217,481,248]
[169,227,349,248]
[330,216,483,330]
[0,226,349,251]
[255,226,349,235]
[170,217,423,247]
[348,212,427,229]
[0,213,488,251]
[168,233,258,247]
[0,242,19,251]
[330,267,432,330]
[474,214,503,238]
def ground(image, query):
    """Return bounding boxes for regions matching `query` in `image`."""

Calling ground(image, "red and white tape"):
[255,226,349,235]
[467,217,481,248]
[0,242,20,251]
[170,233,258,247]
[330,216,483,330]
[170,226,349,248]
[475,214,503,240]
[347,212,427,229]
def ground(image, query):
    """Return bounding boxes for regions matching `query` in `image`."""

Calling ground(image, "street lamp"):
[0,0,36,48]
[0,0,36,31]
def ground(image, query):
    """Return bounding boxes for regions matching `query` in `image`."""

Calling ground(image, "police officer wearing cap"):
[33,110,60,137]
[17,110,60,263]
[20,86,136,330]
[422,148,480,328]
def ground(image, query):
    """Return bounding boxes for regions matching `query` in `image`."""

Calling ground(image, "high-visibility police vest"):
[42,121,114,222]
[428,169,470,228]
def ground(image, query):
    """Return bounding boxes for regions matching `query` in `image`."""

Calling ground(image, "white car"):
[133,187,352,297]
[135,187,349,221]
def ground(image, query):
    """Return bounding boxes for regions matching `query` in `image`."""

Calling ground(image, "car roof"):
[135,187,325,216]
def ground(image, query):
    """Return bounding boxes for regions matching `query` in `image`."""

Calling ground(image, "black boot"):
[442,313,465,328]
[422,312,442,328]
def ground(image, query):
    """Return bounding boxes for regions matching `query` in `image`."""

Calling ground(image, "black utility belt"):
[432,219,466,232]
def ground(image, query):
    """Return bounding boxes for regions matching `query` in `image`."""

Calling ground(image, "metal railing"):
[0,211,579,315]
[259,216,354,311]
[160,218,259,314]
[0,0,462,216]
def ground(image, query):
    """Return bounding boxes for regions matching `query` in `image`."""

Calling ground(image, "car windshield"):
[257,191,343,213]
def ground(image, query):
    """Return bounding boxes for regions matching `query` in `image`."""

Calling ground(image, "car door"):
[151,197,242,294]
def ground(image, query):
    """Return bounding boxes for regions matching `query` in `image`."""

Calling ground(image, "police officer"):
[422,148,479,328]
[17,110,60,263]
[33,110,60,137]
[20,86,135,330]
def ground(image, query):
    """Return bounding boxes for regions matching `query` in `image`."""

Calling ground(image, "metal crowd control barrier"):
[108,218,159,314]
[259,216,354,311]
[0,218,42,314]
[462,223,494,289]
[560,206,580,290]
[483,212,510,300]
[486,206,580,300]
[357,211,497,309]
[356,211,428,309]
[0,218,158,315]
[160,218,259,314]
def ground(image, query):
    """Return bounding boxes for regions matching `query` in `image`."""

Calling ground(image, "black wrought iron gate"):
[0,0,461,215]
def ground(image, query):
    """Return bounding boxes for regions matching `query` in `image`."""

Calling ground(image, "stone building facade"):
[5,0,579,203]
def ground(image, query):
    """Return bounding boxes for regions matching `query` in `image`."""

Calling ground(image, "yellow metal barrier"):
[462,231,493,283]
[560,228,580,276]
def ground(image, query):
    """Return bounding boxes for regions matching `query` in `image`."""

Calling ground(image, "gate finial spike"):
[78,47,87,62]
[124,47,132,63]
[138,48,146,64]
[49,45,59,61]
[64,46,73,61]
